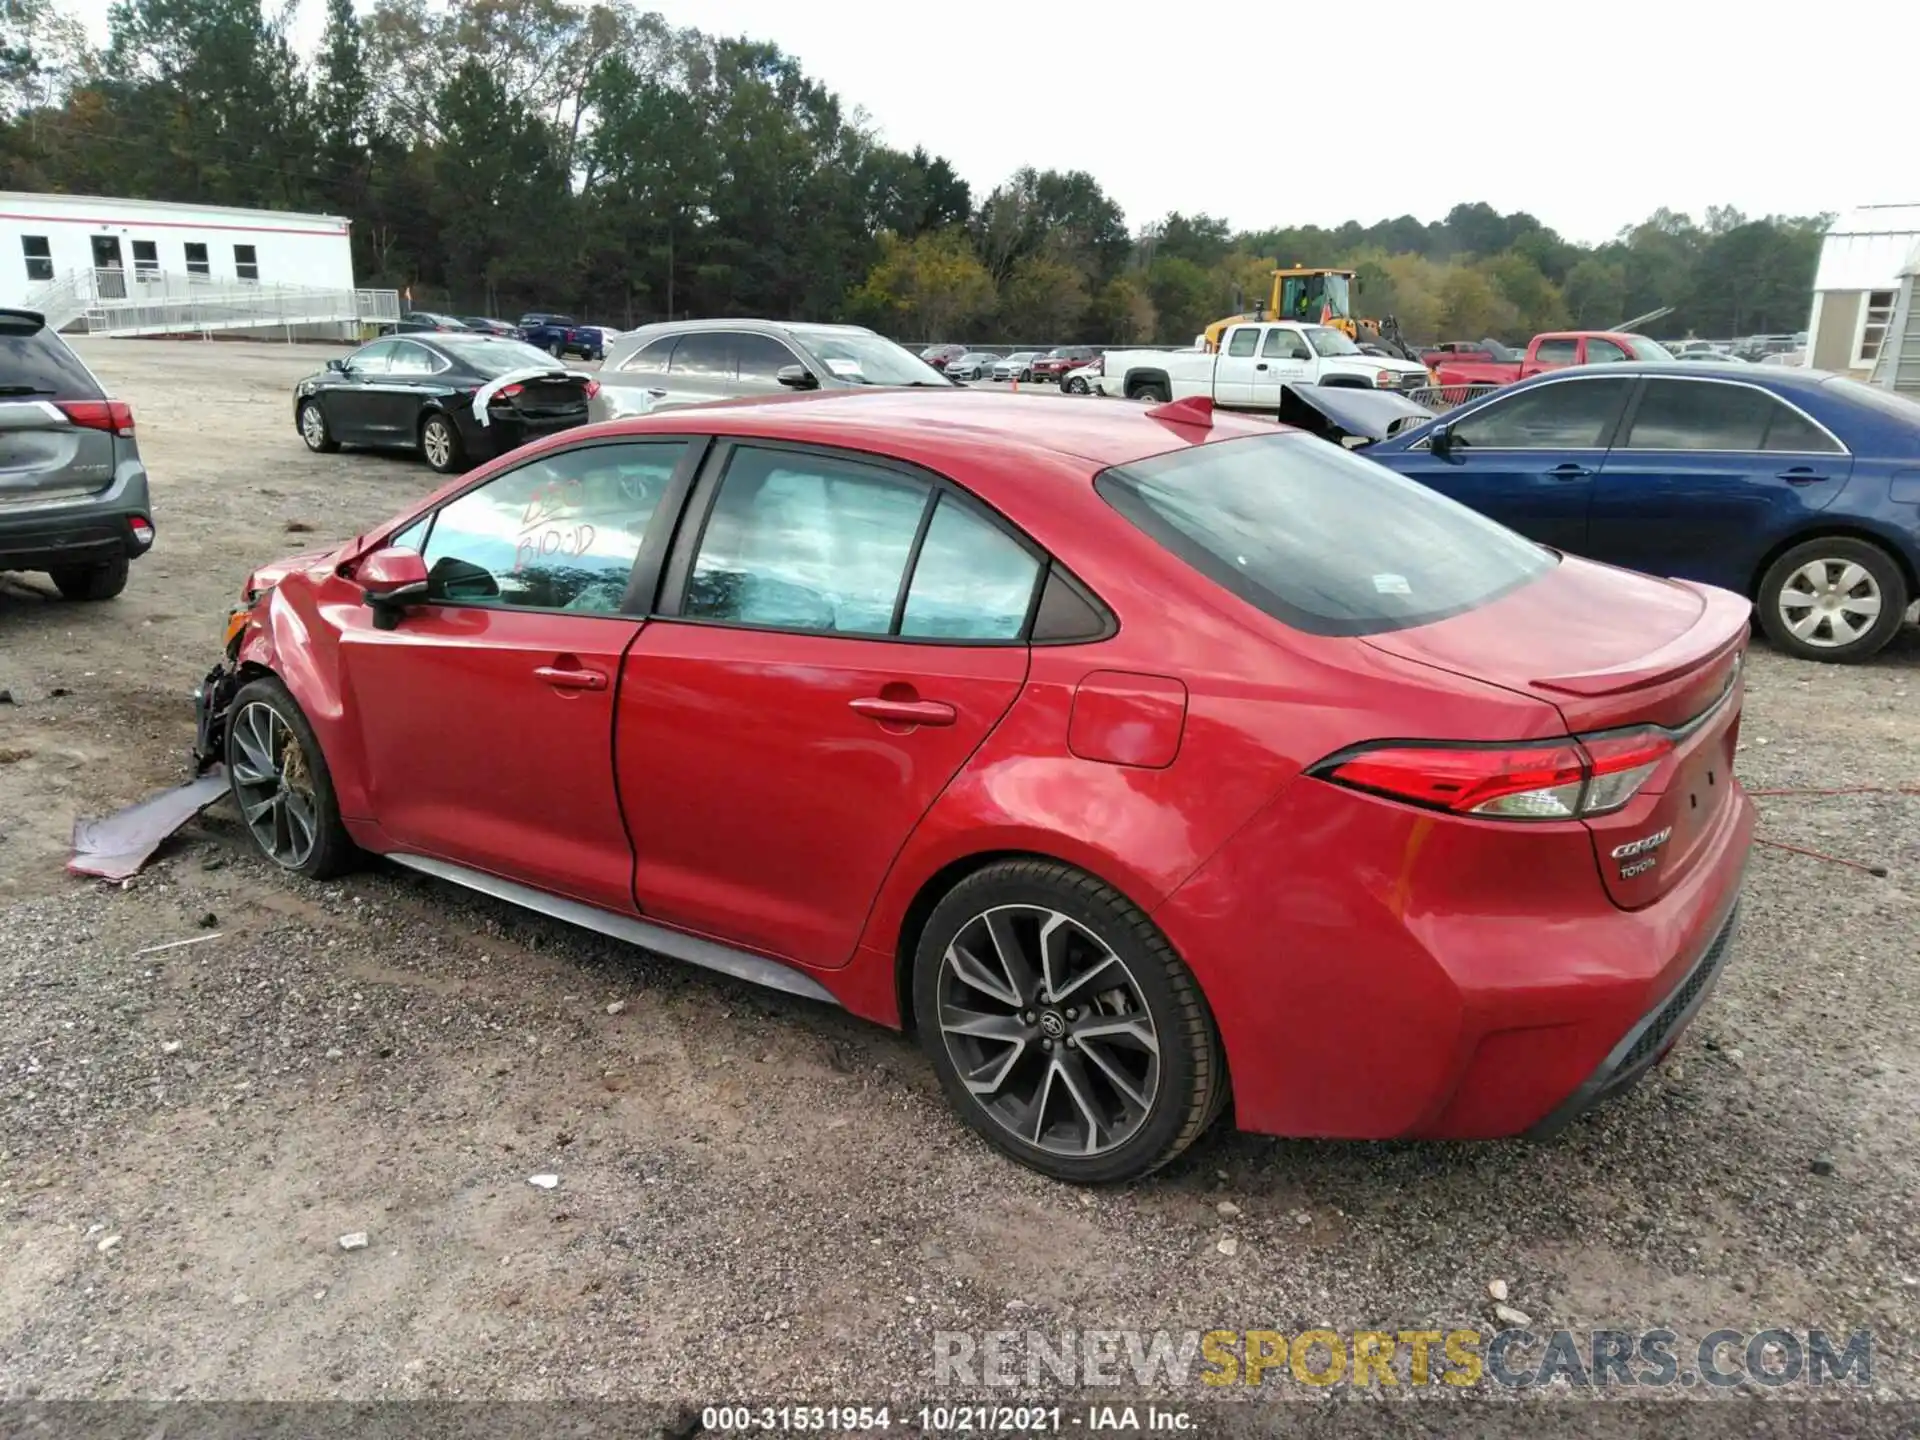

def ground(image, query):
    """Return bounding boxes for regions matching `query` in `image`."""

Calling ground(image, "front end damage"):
[191,604,254,775]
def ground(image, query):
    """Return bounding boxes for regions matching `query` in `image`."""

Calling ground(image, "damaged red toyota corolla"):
[193,389,1754,1182]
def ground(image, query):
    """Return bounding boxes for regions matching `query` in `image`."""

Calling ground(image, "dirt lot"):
[2,341,1918,1426]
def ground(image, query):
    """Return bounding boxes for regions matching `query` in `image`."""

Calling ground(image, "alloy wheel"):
[300,404,326,449]
[422,419,452,469]
[228,701,320,869]
[1777,558,1883,649]
[935,905,1160,1158]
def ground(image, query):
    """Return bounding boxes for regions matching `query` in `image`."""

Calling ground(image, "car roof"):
[606,387,1277,469]
[1504,360,1840,392]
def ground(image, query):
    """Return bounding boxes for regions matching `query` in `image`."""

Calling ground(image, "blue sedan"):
[1360,363,1920,662]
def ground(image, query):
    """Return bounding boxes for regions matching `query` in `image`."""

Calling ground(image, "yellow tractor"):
[1204,267,1415,359]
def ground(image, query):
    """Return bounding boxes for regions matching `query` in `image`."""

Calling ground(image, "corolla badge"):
[1611,828,1673,860]
[1613,827,1673,879]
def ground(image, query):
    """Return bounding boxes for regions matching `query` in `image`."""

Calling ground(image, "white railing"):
[24,267,401,337]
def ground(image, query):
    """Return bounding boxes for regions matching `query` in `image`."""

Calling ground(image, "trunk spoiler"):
[1534,583,1751,698]
[1278,383,1433,445]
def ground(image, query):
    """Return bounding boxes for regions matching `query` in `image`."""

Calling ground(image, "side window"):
[900,494,1042,640]
[735,332,800,382]
[670,333,734,377]
[1451,379,1629,449]
[131,240,159,277]
[1534,338,1578,365]
[21,235,52,282]
[234,244,259,281]
[349,341,396,375]
[184,242,210,277]
[1762,401,1843,454]
[1261,328,1308,360]
[1624,380,1773,451]
[619,337,676,374]
[390,515,429,551]
[1584,338,1629,364]
[387,342,440,377]
[1226,328,1259,358]
[419,442,687,613]
[684,447,930,635]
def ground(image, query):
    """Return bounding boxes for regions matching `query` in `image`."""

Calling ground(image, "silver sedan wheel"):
[936,905,1160,1158]
[229,702,320,869]
[299,404,327,449]
[1777,558,1883,649]
[422,419,453,470]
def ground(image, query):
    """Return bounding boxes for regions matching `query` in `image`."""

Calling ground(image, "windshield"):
[793,328,952,386]
[437,337,566,377]
[1624,335,1675,361]
[1305,326,1361,358]
[1095,433,1553,636]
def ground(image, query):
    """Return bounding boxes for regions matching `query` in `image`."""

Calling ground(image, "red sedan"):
[197,389,1754,1182]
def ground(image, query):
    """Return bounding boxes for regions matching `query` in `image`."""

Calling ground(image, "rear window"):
[0,317,104,399]
[1095,433,1555,637]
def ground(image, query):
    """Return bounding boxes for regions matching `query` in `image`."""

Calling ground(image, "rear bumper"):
[1526,897,1740,1138]
[459,411,589,458]
[1154,771,1756,1141]
[0,463,154,571]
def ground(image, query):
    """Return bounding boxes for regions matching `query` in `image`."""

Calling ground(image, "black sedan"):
[293,334,598,474]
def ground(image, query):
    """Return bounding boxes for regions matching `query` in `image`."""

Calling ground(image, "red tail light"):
[1317,728,1675,821]
[583,378,601,399]
[495,384,523,400]
[60,399,135,436]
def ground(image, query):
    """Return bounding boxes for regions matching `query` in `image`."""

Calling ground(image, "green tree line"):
[1,0,1826,344]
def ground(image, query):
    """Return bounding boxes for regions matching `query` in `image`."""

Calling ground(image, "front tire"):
[420,412,465,474]
[1757,537,1907,663]
[298,400,339,454]
[912,859,1227,1183]
[1063,376,1089,395]
[225,677,356,879]
[50,554,129,601]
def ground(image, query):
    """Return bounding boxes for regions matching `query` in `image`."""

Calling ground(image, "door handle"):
[1546,463,1593,480]
[850,696,956,727]
[1777,467,1827,485]
[534,664,608,691]
[1255,362,1270,371]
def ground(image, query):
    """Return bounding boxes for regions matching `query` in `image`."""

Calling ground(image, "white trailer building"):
[0,191,398,338]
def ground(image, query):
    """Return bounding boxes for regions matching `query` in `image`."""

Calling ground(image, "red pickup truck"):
[1432,331,1673,388]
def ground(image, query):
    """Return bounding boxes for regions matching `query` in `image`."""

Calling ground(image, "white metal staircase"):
[19,268,401,339]
[1867,250,1920,397]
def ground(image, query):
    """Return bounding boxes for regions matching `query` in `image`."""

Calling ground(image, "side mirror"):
[357,546,429,630]
[1428,421,1454,457]
[327,357,348,373]
[776,364,819,391]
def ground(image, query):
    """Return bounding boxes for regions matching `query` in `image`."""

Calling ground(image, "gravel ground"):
[1,342,1917,1432]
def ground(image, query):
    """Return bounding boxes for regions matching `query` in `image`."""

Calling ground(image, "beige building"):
[1807,203,1920,376]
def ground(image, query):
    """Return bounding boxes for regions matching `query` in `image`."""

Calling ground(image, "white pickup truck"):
[1095,320,1431,409]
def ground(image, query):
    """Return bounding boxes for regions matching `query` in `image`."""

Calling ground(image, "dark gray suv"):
[0,309,153,600]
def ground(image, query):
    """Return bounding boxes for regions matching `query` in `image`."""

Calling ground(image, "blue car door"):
[1386,374,1635,554]
[1590,376,1853,592]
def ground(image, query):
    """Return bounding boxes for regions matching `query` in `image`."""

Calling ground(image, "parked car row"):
[920,343,1108,385]
[392,310,612,361]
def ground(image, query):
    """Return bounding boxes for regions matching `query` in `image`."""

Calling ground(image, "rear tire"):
[912,859,1228,1184]
[420,412,465,475]
[548,341,564,358]
[1128,380,1171,403]
[1756,537,1907,663]
[50,554,129,602]
[225,677,357,880]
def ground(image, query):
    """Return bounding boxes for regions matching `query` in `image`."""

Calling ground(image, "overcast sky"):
[67,0,1914,245]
